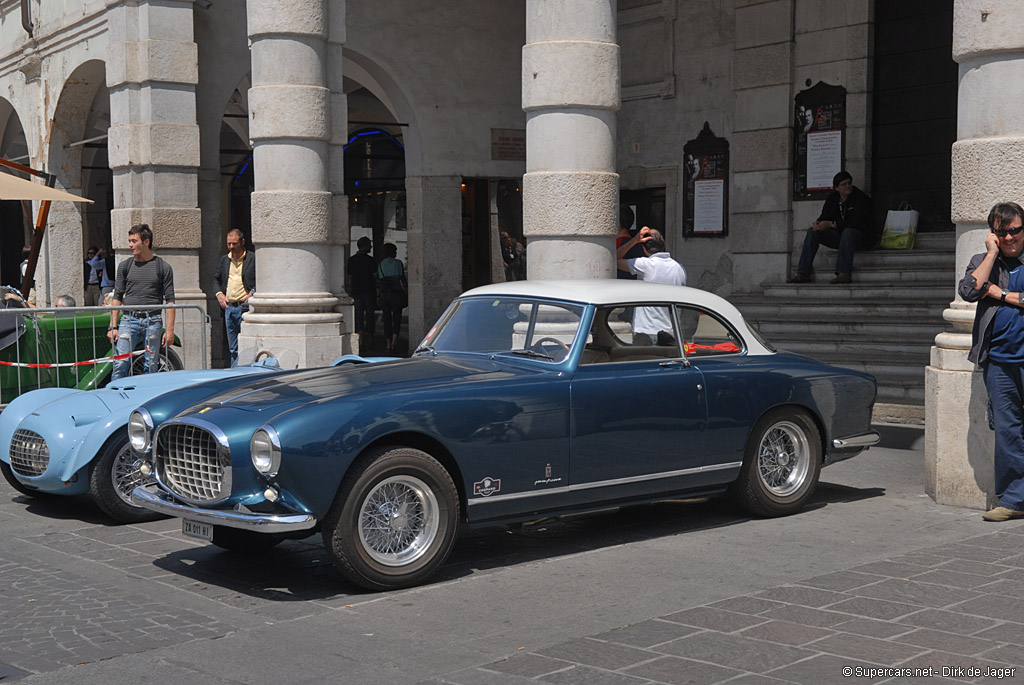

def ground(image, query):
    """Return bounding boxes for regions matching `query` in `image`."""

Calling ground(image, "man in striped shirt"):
[107,224,176,380]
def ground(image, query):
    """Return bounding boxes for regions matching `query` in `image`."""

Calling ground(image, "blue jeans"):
[797,226,867,276]
[225,304,247,367]
[983,361,1024,510]
[112,314,163,381]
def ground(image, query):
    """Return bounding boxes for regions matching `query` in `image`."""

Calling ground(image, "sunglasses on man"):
[992,225,1024,237]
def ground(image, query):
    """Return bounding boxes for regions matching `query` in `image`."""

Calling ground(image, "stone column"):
[731,0,794,294]
[239,0,344,368]
[406,175,463,344]
[326,0,356,354]
[521,0,620,280]
[106,0,206,369]
[926,0,1024,509]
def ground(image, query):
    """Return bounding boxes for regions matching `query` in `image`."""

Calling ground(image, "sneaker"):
[787,272,811,284]
[830,273,852,284]
[982,506,1024,522]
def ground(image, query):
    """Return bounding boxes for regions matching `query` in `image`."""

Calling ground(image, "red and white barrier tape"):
[0,349,146,369]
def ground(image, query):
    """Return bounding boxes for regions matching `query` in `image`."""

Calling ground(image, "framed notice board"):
[683,122,729,237]
[793,82,846,201]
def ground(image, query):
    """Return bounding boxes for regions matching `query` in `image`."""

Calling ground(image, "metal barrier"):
[0,304,208,406]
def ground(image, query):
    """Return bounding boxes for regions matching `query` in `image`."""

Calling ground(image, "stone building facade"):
[0,1,1011,508]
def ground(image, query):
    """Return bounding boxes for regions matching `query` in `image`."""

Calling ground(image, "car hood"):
[180,355,533,416]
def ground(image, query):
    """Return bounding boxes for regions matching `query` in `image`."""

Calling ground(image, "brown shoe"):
[982,506,1024,522]
[787,272,811,284]
[830,273,852,284]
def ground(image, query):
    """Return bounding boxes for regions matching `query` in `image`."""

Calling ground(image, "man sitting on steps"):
[789,170,879,284]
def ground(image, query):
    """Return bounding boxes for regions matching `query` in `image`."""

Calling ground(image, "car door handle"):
[659,359,690,369]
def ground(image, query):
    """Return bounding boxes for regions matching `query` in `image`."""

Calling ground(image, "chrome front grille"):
[10,429,49,477]
[156,423,227,503]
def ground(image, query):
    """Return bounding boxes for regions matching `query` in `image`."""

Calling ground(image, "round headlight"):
[128,409,153,453]
[250,427,281,476]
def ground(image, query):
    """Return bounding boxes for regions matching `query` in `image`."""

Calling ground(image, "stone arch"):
[46,59,108,306]
[0,98,31,289]
[343,50,420,175]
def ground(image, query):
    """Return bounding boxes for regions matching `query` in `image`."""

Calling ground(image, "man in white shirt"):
[616,226,686,343]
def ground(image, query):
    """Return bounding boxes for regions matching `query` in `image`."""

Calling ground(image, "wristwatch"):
[1002,289,1009,303]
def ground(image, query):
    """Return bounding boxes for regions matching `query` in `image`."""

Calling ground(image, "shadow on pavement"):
[16,493,115,526]
[873,423,925,451]
[142,481,886,600]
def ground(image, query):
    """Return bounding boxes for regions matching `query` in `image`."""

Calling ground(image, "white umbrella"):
[0,171,93,203]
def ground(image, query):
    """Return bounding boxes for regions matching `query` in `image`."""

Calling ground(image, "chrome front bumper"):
[132,485,317,533]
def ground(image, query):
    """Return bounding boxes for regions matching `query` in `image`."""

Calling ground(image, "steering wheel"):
[254,349,276,362]
[532,336,570,353]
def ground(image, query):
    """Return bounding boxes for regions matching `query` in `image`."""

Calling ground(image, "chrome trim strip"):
[467,460,742,506]
[832,431,880,449]
[131,486,317,533]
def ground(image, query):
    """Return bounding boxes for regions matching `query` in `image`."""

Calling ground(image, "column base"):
[172,289,210,371]
[925,362,994,510]
[238,321,352,369]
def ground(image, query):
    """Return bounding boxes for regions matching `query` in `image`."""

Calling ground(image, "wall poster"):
[683,122,729,237]
[793,81,846,201]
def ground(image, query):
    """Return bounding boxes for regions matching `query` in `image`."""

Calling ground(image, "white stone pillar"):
[926,0,1024,509]
[240,0,344,368]
[521,0,620,280]
[106,0,206,369]
[326,0,356,354]
[406,175,463,344]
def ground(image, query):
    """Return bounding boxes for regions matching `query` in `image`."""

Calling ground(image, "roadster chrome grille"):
[9,429,49,477]
[156,423,226,503]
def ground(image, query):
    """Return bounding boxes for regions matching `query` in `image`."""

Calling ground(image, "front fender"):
[0,387,80,465]
[6,392,123,491]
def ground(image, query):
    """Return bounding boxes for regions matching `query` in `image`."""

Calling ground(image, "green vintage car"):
[0,302,182,403]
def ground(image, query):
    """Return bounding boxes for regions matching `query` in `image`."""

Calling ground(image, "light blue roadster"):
[128,281,880,591]
[0,355,389,522]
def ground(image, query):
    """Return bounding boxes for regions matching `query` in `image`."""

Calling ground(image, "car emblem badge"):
[474,477,501,497]
[545,463,552,478]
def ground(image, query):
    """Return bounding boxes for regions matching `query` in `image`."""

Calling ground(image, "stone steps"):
[732,230,955,408]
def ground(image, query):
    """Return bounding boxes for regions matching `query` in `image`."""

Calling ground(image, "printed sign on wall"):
[683,122,729,237]
[794,82,846,201]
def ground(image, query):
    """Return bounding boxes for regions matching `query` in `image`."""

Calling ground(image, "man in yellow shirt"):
[213,229,256,367]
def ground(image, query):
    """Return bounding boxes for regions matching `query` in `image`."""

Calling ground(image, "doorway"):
[872,0,956,231]
[461,178,524,291]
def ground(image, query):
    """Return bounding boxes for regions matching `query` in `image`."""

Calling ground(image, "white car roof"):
[461,280,774,355]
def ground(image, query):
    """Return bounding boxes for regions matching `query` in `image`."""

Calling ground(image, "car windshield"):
[418,297,584,363]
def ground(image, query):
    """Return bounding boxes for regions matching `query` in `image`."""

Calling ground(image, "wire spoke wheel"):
[358,475,439,566]
[111,442,154,506]
[733,409,821,517]
[756,421,811,497]
[324,447,459,590]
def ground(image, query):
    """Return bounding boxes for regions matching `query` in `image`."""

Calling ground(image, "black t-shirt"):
[348,251,377,295]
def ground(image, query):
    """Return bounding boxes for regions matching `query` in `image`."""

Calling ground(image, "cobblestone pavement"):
[433,522,1024,685]
[1,424,1023,684]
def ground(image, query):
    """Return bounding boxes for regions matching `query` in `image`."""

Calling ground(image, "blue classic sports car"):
[0,355,389,522]
[130,281,878,590]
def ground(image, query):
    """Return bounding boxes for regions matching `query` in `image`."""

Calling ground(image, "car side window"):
[580,305,682,365]
[675,305,743,356]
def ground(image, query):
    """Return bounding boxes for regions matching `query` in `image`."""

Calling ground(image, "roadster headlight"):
[128,409,154,453]
[250,427,281,476]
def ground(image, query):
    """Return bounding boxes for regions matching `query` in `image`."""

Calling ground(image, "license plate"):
[182,519,213,541]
